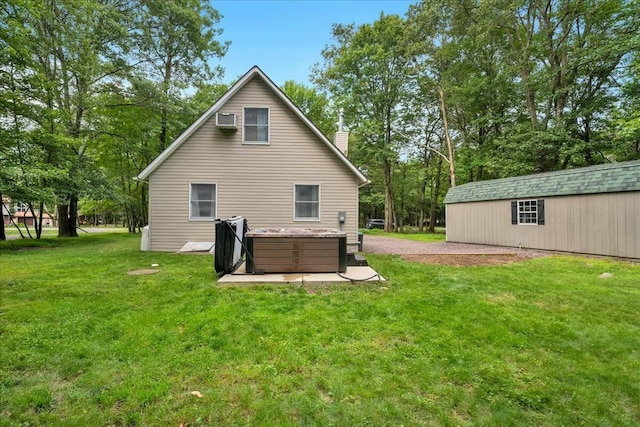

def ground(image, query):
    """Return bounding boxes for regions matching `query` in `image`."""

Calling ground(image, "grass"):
[1,233,639,425]
[3,227,58,238]
[3,226,127,238]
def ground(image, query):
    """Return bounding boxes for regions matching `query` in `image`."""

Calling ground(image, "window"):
[511,199,545,225]
[518,200,537,224]
[243,107,269,144]
[190,183,216,220]
[294,184,320,221]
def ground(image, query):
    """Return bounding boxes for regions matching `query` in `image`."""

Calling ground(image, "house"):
[444,160,640,259]
[13,211,54,227]
[2,199,54,227]
[136,66,368,252]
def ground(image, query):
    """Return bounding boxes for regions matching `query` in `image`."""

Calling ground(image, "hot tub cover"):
[246,228,347,238]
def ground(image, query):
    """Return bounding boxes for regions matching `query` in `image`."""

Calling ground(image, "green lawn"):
[3,226,127,238]
[1,234,639,425]
[3,227,58,238]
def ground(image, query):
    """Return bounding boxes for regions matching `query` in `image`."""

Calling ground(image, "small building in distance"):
[444,160,640,259]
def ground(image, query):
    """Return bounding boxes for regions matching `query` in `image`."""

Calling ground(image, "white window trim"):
[189,182,217,221]
[517,199,538,225]
[293,183,321,222]
[242,106,270,145]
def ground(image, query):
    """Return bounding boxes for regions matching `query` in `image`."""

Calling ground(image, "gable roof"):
[136,66,368,185]
[445,160,640,204]
[13,211,53,219]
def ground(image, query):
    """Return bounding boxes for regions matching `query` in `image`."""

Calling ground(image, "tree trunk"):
[22,219,34,239]
[27,203,41,239]
[419,177,427,233]
[58,200,78,237]
[383,102,397,232]
[69,195,78,236]
[58,204,71,237]
[438,86,456,187]
[383,158,395,233]
[0,193,5,241]
[140,182,148,226]
[159,53,173,152]
[159,108,168,152]
[429,156,443,233]
[521,69,539,128]
[38,202,45,239]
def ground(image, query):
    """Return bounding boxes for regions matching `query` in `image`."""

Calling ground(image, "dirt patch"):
[127,269,159,276]
[485,292,517,304]
[401,253,535,266]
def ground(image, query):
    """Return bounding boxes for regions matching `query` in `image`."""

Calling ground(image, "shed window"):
[294,184,320,221]
[511,199,545,225]
[190,183,216,220]
[243,107,269,144]
[518,200,537,224]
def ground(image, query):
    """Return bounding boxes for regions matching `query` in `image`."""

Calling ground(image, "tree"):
[1,1,68,238]
[2,0,137,237]
[314,14,418,232]
[281,80,335,137]
[133,0,229,153]
[613,52,640,160]
[476,0,639,171]
[406,0,640,182]
[1,0,229,237]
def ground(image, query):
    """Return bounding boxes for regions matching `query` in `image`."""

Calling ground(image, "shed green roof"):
[444,160,640,204]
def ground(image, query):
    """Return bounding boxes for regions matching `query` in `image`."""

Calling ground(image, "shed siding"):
[148,77,359,251]
[446,192,640,259]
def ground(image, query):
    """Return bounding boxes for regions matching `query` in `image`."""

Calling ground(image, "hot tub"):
[245,228,347,273]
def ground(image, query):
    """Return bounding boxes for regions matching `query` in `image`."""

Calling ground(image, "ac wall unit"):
[216,113,237,129]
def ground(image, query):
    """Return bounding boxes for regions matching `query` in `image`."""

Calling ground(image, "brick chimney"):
[334,109,348,156]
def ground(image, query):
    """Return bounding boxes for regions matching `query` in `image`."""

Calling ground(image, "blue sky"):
[213,0,415,86]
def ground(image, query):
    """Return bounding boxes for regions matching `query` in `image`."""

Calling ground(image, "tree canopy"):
[313,0,639,230]
[2,0,638,239]
[0,0,228,238]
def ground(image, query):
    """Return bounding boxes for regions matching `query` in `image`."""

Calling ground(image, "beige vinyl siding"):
[446,192,640,259]
[148,77,360,251]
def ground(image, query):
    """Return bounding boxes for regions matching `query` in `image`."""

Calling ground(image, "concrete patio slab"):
[179,241,214,252]
[217,262,385,285]
[305,267,385,283]
[218,272,303,284]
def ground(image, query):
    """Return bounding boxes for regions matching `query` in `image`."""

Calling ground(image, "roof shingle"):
[444,160,640,204]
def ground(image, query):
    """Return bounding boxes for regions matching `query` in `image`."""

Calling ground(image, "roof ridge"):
[445,160,640,203]
[459,160,640,187]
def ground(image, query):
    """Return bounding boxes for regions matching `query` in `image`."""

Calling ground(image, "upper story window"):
[243,107,269,144]
[190,183,217,220]
[294,184,320,221]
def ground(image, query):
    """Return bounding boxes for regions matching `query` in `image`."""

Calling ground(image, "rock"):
[599,272,613,279]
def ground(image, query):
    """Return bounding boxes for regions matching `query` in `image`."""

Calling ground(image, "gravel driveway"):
[362,234,538,255]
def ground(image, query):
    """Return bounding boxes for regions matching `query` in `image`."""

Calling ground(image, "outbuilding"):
[444,160,640,259]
